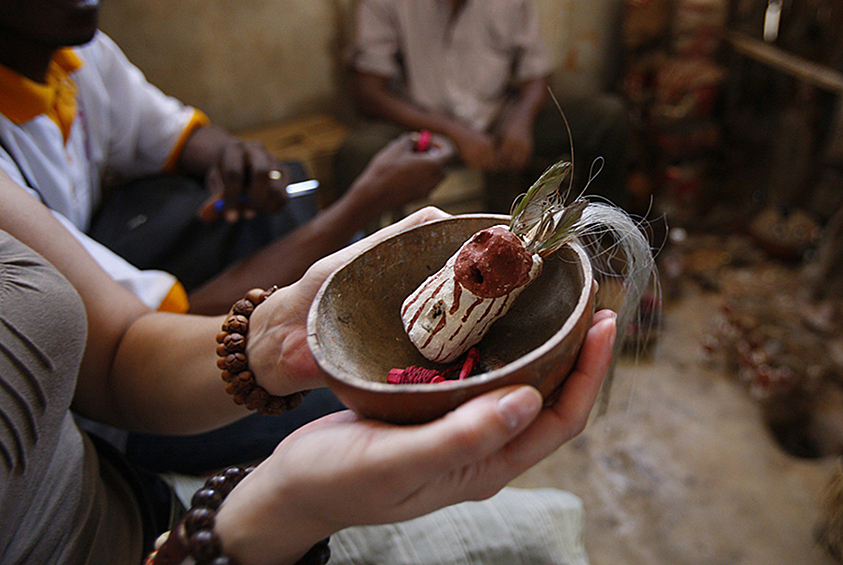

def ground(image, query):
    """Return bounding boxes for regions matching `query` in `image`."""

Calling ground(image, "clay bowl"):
[307,214,595,424]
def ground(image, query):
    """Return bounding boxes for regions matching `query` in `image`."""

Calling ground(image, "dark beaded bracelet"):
[216,287,309,416]
[147,466,331,565]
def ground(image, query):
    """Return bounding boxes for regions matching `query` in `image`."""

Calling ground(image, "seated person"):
[0,0,454,473]
[334,0,633,215]
[0,165,616,565]
[0,0,453,317]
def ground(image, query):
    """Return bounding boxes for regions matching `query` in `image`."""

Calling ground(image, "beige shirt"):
[349,0,553,132]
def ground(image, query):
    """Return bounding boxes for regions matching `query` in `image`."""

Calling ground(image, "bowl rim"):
[307,213,593,393]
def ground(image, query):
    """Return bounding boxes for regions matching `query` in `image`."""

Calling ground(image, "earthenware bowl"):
[307,214,595,424]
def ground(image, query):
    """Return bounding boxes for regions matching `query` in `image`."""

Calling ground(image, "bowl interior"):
[307,214,593,423]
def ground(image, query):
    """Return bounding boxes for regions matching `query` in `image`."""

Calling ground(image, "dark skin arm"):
[354,71,497,170]
[186,132,454,315]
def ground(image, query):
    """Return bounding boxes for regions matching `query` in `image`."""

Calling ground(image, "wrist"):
[213,466,334,565]
[247,284,328,394]
[147,465,331,565]
[217,287,308,414]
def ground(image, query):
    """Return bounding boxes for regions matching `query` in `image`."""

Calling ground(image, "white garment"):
[349,0,553,132]
[330,487,589,564]
[164,475,590,565]
[0,32,200,309]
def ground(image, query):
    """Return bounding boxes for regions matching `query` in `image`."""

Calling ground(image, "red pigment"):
[387,347,480,385]
[453,227,533,298]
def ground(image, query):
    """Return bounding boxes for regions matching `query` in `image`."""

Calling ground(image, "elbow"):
[350,73,390,120]
[350,86,380,119]
[355,96,385,120]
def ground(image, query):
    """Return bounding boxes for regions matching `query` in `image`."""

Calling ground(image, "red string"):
[387,347,479,384]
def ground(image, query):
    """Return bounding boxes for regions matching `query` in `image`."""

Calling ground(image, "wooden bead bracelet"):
[147,465,331,565]
[216,287,308,415]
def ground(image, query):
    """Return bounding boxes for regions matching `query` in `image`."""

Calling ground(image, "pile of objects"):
[660,230,843,459]
[669,228,843,559]
[621,0,728,222]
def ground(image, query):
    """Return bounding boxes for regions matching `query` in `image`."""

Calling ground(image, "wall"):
[99,0,621,132]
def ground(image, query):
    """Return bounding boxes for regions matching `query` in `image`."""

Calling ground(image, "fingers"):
[550,310,616,425]
[197,173,224,223]
[592,307,616,325]
[242,141,284,218]
[389,385,543,479]
[495,135,532,171]
[410,312,615,488]
[500,144,529,170]
[200,140,290,223]
[414,133,456,164]
[392,132,455,166]
[341,207,450,256]
[299,206,451,291]
[217,142,247,221]
[491,311,616,476]
[311,310,614,496]
[454,131,496,170]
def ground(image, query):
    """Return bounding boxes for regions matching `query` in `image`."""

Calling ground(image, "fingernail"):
[603,314,618,350]
[497,387,541,430]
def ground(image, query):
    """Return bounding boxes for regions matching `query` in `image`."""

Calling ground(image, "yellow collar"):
[0,48,83,141]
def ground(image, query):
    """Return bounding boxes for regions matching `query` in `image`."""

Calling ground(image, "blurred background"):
[100,2,843,563]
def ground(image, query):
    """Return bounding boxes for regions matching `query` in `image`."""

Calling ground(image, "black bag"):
[88,175,241,292]
[89,171,317,293]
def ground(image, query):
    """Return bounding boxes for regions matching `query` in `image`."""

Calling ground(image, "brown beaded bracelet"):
[147,466,331,565]
[216,287,308,415]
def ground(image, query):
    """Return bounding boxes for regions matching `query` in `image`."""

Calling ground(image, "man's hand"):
[448,124,497,170]
[197,138,291,223]
[494,114,534,171]
[346,132,455,213]
[178,124,290,223]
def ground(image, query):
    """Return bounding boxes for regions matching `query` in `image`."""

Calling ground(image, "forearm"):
[93,311,251,434]
[503,77,550,130]
[174,123,232,179]
[187,187,371,315]
[354,73,467,140]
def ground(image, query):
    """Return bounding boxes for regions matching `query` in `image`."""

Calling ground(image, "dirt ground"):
[510,262,840,565]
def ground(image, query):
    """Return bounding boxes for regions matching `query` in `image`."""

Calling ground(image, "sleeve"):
[347,0,402,79]
[510,0,554,83]
[91,33,208,177]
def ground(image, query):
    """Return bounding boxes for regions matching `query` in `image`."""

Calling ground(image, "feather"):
[510,161,572,237]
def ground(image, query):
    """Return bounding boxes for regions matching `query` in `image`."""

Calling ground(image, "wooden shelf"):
[727,31,843,94]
